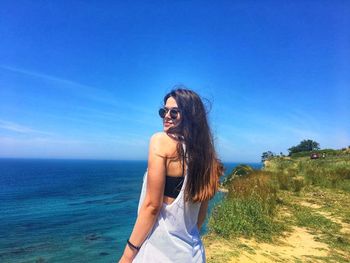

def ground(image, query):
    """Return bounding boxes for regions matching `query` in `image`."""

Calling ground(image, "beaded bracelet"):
[127,239,141,251]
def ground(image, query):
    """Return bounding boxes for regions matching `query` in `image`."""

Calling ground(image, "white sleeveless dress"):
[132,165,206,262]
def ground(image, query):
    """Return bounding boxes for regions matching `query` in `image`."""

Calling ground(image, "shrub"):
[208,197,281,240]
[209,170,282,240]
[222,164,255,186]
[291,176,305,192]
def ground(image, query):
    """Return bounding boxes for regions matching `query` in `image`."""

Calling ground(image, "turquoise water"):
[0,159,261,262]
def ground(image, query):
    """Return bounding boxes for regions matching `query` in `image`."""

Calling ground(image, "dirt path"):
[300,200,350,235]
[204,226,329,263]
[203,187,350,263]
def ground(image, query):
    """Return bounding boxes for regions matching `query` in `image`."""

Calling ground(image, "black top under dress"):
[163,149,185,198]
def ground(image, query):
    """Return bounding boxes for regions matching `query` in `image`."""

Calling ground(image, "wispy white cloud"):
[1,65,162,139]
[0,136,82,145]
[0,65,94,91]
[216,105,350,160]
[73,106,157,126]
[0,120,35,133]
[221,106,324,139]
[0,64,153,114]
[214,107,330,161]
[0,119,53,135]
[0,134,148,159]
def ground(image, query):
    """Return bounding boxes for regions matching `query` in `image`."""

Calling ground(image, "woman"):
[118,87,222,263]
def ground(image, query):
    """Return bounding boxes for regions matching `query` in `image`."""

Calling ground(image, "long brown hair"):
[164,87,223,202]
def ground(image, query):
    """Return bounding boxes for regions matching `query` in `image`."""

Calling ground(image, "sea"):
[0,159,261,263]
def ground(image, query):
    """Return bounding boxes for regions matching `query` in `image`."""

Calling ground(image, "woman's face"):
[163,96,181,133]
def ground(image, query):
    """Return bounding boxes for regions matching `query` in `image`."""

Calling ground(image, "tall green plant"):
[210,170,282,240]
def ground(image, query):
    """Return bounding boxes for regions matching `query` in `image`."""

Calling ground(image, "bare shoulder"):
[149,132,177,157]
[150,131,177,143]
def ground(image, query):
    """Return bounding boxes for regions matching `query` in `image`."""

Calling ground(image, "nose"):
[164,110,172,120]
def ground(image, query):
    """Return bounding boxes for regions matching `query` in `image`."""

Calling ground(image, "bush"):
[222,164,255,186]
[208,197,281,240]
[209,170,282,240]
[276,173,291,190]
[291,176,305,192]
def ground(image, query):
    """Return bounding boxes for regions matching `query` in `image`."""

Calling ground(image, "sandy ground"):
[300,200,350,235]
[204,226,329,263]
[203,193,350,262]
[236,227,329,262]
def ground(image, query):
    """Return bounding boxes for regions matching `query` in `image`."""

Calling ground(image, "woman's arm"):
[119,133,167,262]
[197,199,209,231]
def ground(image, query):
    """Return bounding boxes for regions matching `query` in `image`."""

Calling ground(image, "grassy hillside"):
[203,155,350,262]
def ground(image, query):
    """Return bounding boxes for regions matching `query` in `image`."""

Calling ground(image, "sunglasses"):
[158,107,180,119]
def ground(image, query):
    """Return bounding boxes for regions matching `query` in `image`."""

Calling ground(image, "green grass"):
[206,155,350,262]
[209,170,284,241]
[209,196,284,241]
[290,148,350,158]
[265,156,350,192]
[291,204,340,233]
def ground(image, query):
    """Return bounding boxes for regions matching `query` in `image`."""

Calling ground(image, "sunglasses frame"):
[159,107,180,119]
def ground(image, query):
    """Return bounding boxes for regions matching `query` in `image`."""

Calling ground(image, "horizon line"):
[0,157,261,164]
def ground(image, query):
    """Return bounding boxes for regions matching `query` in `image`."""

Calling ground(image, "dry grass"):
[204,156,350,262]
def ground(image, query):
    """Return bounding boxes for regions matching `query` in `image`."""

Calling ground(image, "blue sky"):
[0,0,349,162]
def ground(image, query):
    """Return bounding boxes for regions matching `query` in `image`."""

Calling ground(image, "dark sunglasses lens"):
[170,109,179,119]
[159,108,166,118]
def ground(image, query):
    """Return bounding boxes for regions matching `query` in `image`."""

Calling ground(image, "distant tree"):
[261,151,275,162]
[288,139,320,155]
